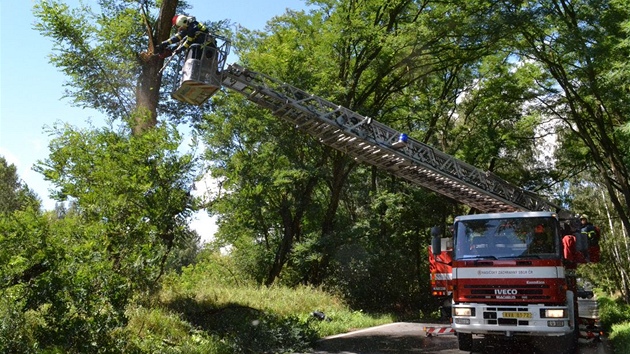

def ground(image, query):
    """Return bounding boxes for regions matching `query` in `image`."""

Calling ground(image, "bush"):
[609,322,630,354]
[598,297,630,332]
[597,295,630,354]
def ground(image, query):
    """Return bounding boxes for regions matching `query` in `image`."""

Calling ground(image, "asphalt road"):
[309,299,610,354]
[310,322,458,354]
[310,322,610,354]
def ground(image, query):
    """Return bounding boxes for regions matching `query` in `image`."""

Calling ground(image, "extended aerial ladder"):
[169,34,565,214]
[220,65,566,213]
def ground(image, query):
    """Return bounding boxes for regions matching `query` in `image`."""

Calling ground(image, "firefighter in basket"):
[156,14,217,60]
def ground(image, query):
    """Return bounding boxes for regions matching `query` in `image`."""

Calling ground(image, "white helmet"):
[172,15,190,28]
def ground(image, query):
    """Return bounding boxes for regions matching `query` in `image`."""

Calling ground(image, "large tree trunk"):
[134,0,179,134]
[308,152,356,285]
[265,173,321,286]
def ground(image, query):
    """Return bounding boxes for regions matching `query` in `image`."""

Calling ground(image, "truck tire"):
[457,332,473,351]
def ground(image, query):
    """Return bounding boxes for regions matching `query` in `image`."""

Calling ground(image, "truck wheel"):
[457,332,473,351]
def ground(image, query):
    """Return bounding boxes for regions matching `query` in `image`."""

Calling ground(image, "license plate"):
[502,312,532,318]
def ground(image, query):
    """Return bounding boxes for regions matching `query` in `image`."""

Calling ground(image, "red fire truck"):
[431,211,599,353]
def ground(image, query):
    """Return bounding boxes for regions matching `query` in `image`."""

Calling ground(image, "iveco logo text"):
[495,289,518,295]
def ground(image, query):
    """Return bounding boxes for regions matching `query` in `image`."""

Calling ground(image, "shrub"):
[598,297,630,332]
[609,322,630,354]
[0,294,36,354]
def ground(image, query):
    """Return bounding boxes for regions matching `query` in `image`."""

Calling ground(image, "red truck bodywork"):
[428,238,453,298]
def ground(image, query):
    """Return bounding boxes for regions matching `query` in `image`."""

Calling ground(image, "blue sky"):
[0,0,310,241]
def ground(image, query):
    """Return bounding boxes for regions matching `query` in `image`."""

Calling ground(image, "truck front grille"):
[463,284,550,301]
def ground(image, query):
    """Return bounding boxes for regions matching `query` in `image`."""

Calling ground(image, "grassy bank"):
[598,295,630,354]
[124,252,393,353]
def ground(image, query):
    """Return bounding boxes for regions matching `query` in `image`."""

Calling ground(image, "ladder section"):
[221,64,561,213]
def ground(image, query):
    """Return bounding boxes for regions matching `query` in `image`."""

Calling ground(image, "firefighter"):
[562,221,586,264]
[530,224,552,253]
[579,214,601,262]
[156,14,216,60]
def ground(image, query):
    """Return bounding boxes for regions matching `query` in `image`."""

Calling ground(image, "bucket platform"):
[171,34,231,105]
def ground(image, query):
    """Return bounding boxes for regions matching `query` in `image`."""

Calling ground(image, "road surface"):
[310,299,609,354]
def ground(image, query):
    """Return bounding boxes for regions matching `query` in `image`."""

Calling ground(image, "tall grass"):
[124,251,393,353]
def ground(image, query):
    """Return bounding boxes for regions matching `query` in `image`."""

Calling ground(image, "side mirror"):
[432,235,442,255]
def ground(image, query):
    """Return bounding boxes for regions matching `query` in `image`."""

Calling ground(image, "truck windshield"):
[454,216,558,260]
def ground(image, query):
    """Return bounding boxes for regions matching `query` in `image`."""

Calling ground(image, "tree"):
[35,120,201,285]
[505,0,630,231]
[0,156,41,213]
[202,0,520,290]
[32,0,213,133]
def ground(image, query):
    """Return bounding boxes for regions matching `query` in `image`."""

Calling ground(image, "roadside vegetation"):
[598,294,630,353]
[130,249,393,352]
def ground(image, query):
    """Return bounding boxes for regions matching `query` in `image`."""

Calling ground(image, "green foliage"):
[35,121,201,283]
[0,120,203,352]
[0,156,41,213]
[201,91,330,286]
[598,295,630,353]
[135,249,391,353]
[0,210,133,353]
[451,54,551,188]
[33,0,139,119]
[610,322,630,354]
[598,296,630,333]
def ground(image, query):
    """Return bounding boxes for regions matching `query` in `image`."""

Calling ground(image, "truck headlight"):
[454,308,475,316]
[542,309,566,318]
